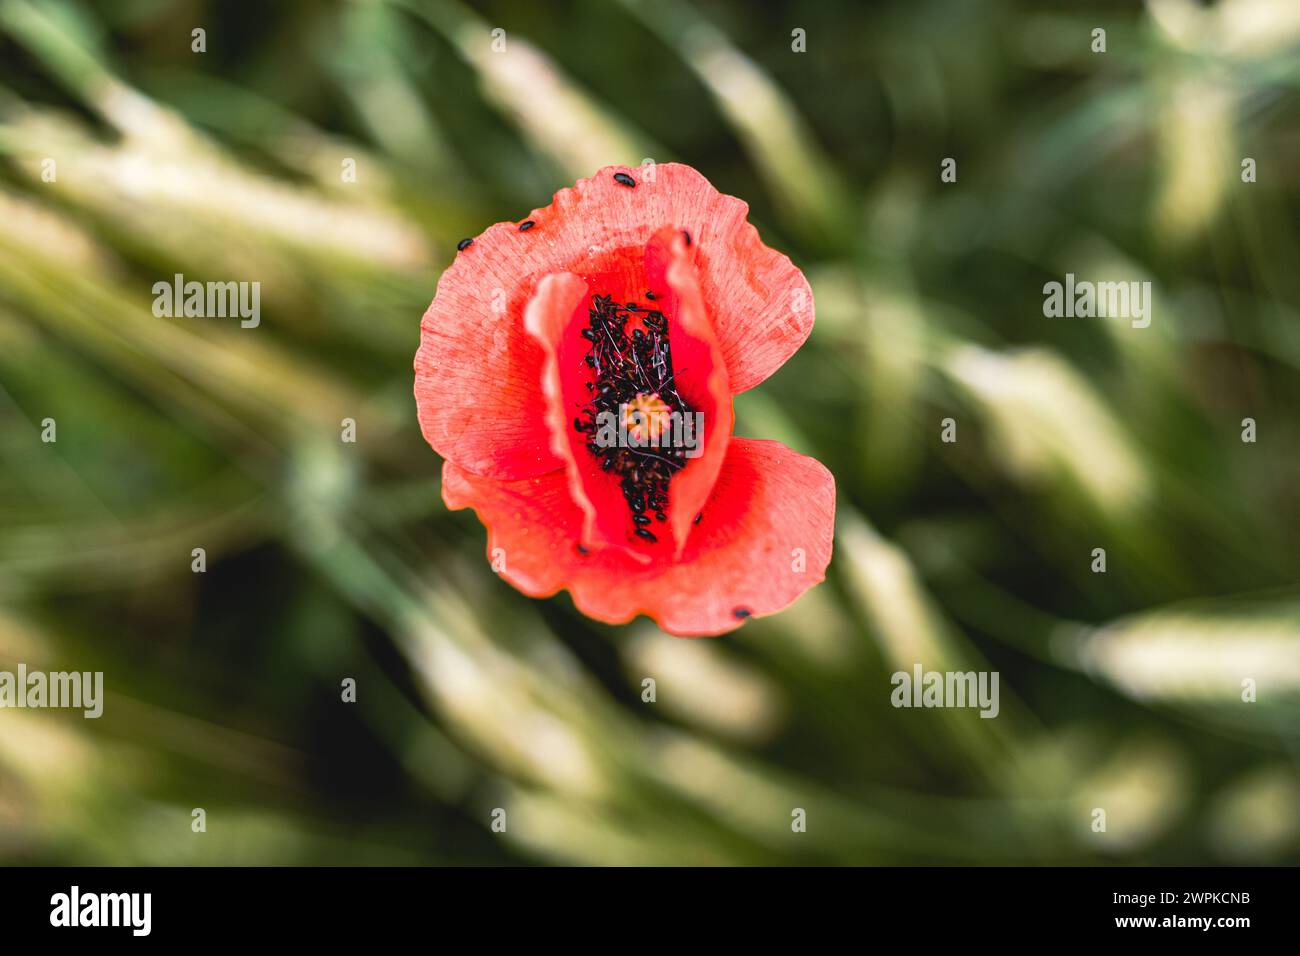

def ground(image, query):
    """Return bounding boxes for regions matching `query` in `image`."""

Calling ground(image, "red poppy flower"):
[414,163,834,636]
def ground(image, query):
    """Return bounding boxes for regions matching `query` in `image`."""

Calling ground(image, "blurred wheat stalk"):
[0,0,1297,865]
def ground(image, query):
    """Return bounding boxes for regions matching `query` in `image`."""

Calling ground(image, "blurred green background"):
[1,0,1298,865]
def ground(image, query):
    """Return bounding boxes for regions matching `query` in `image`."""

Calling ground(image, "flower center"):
[623,392,672,444]
[572,292,693,544]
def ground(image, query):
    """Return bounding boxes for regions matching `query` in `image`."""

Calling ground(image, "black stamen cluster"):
[572,293,692,544]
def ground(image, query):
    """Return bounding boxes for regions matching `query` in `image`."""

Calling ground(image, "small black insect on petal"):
[457,238,473,251]
[693,512,703,525]
[732,607,752,620]
[682,229,692,247]
[519,220,535,232]
[613,172,636,188]
[576,544,589,555]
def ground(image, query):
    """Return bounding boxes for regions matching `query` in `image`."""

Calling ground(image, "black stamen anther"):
[635,527,658,542]
[457,238,473,251]
[613,172,636,188]
[576,544,589,555]
[682,229,692,246]
[693,512,702,525]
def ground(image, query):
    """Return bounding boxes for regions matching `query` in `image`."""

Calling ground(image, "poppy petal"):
[644,227,733,557]
[442,437,835,636]
[414,277,559,480]
[414,164,813,479]
[521,270,636,558]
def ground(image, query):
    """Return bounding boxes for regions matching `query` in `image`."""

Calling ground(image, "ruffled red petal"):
[442,437,836,637]
[649,227,733,557]
[414,163,813,479]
